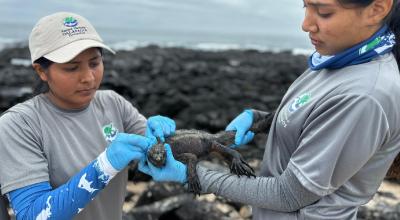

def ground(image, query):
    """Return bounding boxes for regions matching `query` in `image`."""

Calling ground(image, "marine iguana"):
[146,110,274,194]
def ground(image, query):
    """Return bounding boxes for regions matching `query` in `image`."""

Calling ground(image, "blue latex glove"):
[225,109,255,147]
[139,144,187,183]
[106,133,152,171]
[146,115,176,143]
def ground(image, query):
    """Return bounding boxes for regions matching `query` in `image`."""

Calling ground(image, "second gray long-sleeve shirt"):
[197,53,400,220]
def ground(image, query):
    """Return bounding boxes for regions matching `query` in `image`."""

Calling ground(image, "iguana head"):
[147,142,167,168]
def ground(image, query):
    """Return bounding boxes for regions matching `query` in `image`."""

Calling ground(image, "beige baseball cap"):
[29,12,115,64]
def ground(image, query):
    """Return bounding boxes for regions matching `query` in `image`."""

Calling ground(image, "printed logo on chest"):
[102,123,118,142]
[278,92,312,127]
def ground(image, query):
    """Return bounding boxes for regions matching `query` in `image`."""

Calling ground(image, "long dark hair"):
[337,0,400,70]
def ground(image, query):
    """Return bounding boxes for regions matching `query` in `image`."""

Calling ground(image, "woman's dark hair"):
[32,47,104,95]
[337,0,400,70]
[32,57,53,95]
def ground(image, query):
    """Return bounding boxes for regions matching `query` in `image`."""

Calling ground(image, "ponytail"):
[388,0,400,70]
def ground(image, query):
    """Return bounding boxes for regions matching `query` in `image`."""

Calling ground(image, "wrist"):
[96,151,119,184]
[105,147,125,171]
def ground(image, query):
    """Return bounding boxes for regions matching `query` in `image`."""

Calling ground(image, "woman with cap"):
[0,12,178,220]
[140,0,400,219]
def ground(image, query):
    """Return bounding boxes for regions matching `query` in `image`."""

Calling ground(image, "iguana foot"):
[187,175,202,196]
[230,157,256,178]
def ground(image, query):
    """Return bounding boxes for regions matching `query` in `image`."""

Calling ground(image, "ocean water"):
[0,0,313,53]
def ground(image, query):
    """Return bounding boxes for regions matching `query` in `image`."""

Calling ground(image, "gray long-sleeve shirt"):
[197,53,400,220]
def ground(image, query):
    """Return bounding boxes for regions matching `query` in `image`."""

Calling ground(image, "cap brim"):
[44,39,115,63]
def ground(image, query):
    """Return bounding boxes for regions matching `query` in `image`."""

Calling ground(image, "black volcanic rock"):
[0,45,307,135]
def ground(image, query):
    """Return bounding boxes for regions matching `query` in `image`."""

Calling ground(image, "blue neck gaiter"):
[308,25,396,70]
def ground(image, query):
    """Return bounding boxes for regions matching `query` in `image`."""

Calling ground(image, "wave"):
[0,38,313,56]
[110,40,313,55]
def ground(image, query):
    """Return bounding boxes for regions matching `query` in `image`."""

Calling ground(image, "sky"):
[0,0,311,51]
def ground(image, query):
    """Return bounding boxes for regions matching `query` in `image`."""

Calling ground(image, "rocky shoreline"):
[1,45,400,219]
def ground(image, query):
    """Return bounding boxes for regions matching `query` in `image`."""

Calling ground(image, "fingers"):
[167,118,176,136]
[160,117,176,136]
[225,113,246,132]
[164,144,177,162]
[146,125,156,138]
[138,159,151,174]
[148,136,157,146]
[234,128,246,145]
[117,133,152,150]
[225,122,235,131]
[149,119,166,142]
[147,116,176,142]
[139,157,161,177]
[145,126,158,146]
[234,130,254,146]
[147,159,159,170]
[242,131,255,145]
[130,149,146,159]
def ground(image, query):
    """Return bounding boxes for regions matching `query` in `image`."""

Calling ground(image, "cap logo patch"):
[63,16,78,27]
[61,16,88,37]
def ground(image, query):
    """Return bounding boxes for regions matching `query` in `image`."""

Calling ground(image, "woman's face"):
[302,0,378,55]
[40,48,104,110]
